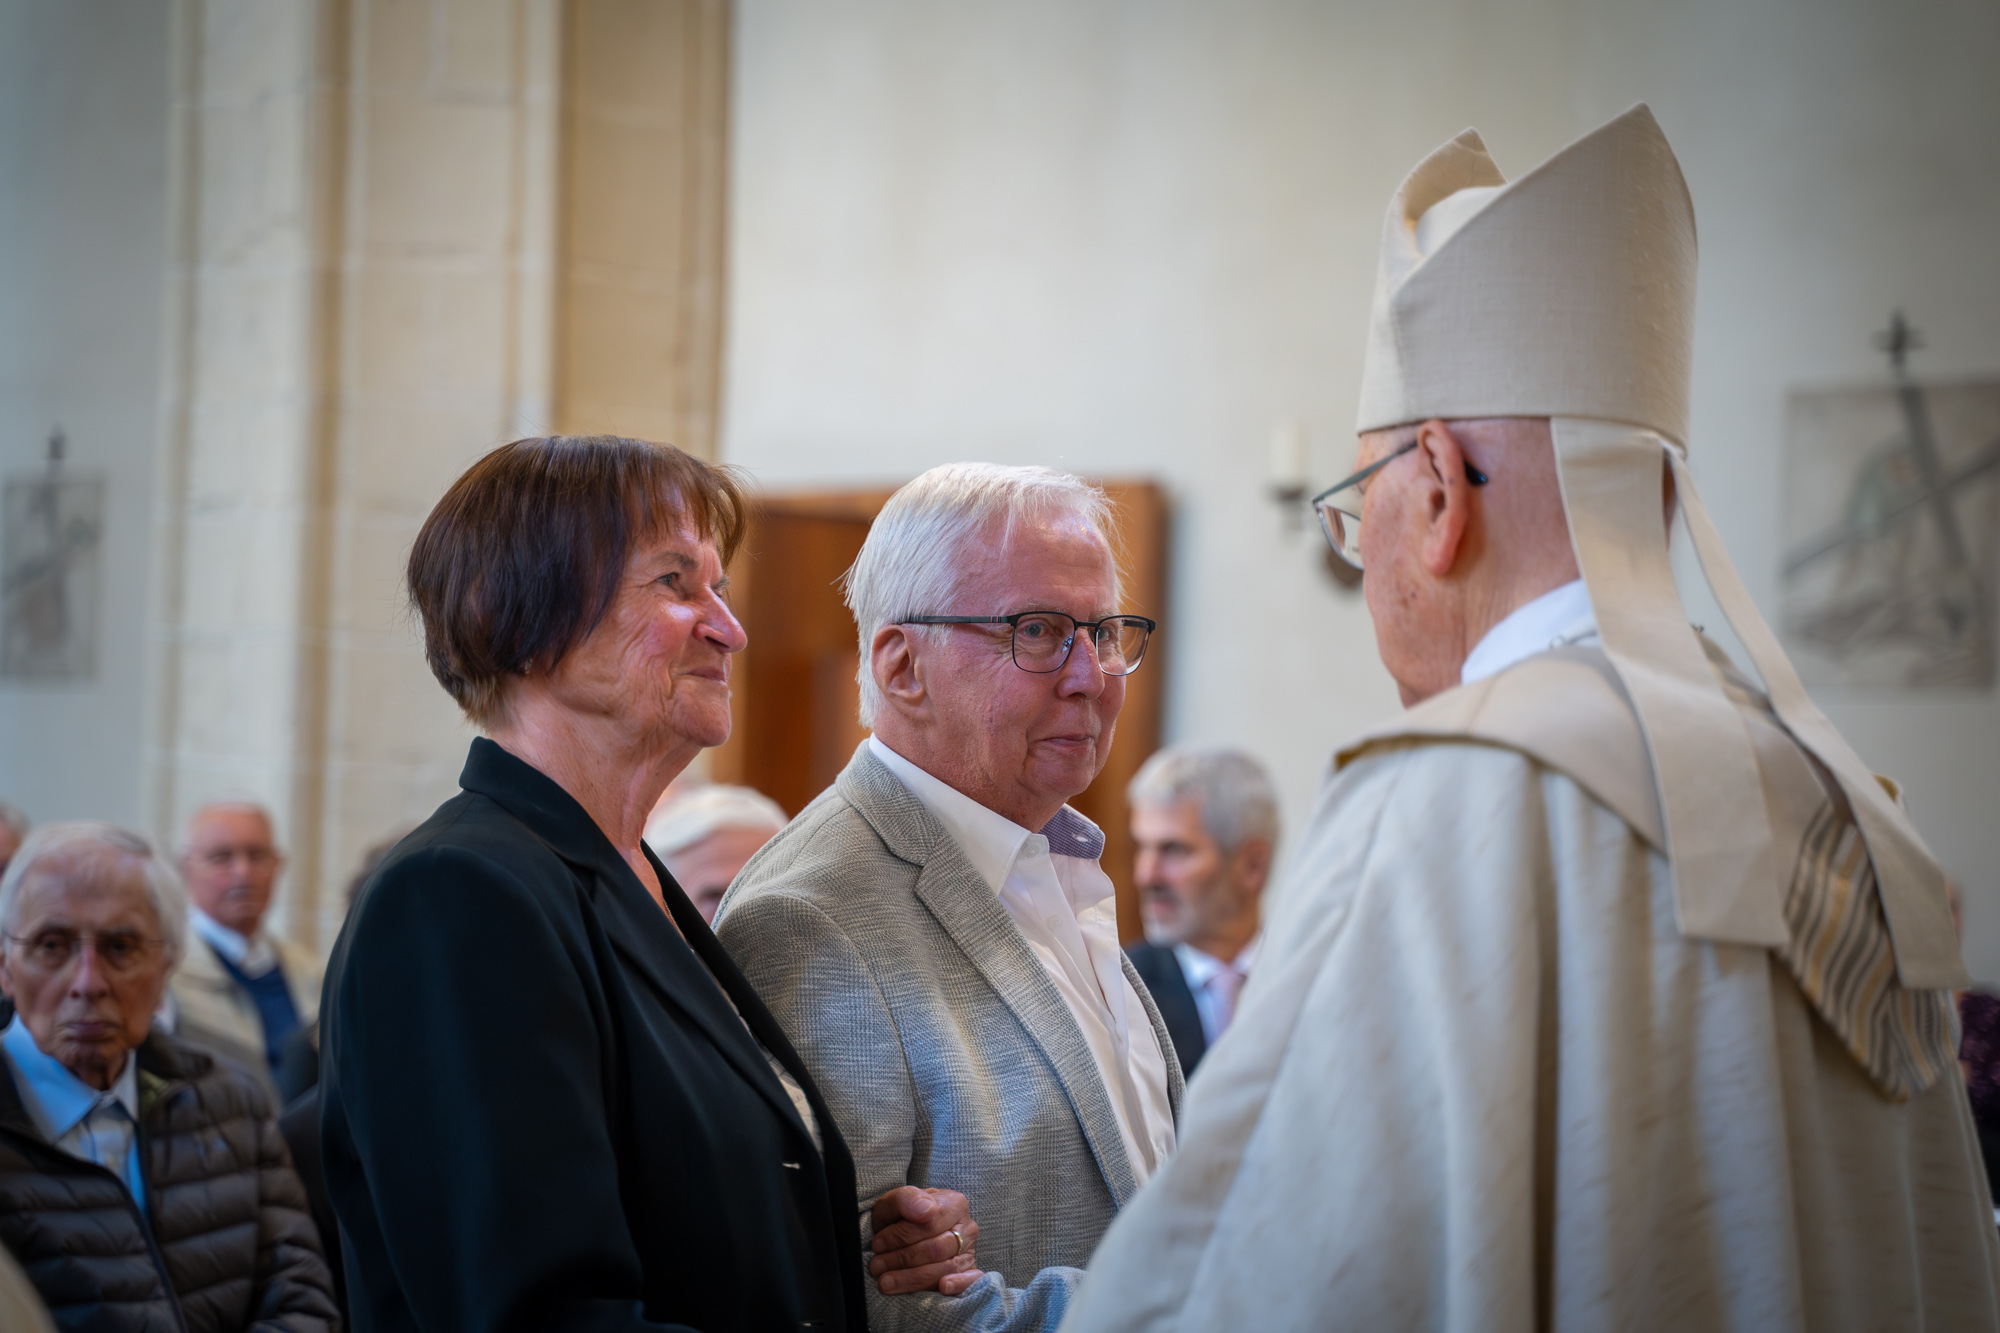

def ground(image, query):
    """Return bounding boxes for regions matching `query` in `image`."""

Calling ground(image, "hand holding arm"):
[870,1186,982,1296]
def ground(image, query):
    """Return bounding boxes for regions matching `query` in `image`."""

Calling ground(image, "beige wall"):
[721,1,2000,977]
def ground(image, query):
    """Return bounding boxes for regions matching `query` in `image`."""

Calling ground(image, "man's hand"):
[869,1186,982,1296]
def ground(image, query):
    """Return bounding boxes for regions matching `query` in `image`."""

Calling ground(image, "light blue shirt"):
[1,1017,145,1208]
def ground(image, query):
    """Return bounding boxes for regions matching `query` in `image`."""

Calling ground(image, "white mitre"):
[1355,104,1963,988]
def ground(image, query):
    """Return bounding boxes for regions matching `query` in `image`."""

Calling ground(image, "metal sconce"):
[1266,420,1308,531]
[1266,419,1361,588]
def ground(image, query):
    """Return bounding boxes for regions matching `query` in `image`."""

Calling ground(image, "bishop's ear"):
[1415,419,1476,578]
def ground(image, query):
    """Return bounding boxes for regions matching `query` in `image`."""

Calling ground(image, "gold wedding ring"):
[949,1226,965,1256]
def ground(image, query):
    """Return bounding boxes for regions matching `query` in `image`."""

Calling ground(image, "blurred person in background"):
[277,827,409,1105]
[0,822,337,1332]
[644,784,787,923]
[1124,747,1277,1077]
[168,803,321,1096]
[275,826,413,1328]
[322,435,982,1333]
[0,1243,54,1333]
[0,803,28,879]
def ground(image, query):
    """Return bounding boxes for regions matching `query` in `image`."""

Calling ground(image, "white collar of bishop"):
[867,736,1111,902]
[1460,578,1600,685]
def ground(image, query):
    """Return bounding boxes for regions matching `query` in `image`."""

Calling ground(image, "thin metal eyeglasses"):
[1311,438,1488,571]
[4,928,165,976]
[900,611,1157,676]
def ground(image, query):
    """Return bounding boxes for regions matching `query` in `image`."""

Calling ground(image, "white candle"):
[1269,420,1307,491]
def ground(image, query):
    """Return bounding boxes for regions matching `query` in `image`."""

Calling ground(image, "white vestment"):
[1061,645,2000,1332]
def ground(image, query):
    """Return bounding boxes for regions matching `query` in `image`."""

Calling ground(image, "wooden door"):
[711,481,1167,943]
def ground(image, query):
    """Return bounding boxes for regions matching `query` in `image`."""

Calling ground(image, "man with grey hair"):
[644,783,789,923]
[0,822,337,1329]
[718,462,1181,1333]
[168,802,321,1095]
[1124,747,1277,1076]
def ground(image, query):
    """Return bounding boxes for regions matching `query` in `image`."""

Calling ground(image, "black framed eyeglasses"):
[1310,438,1488,571]
[900,611,1157,676]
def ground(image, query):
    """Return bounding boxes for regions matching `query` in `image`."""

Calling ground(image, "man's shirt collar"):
[1460,578,1600,685]
[190,907,277,977]
[869,736,1036,893]
[1,1016,139,1141]
[1175,932,1262,988]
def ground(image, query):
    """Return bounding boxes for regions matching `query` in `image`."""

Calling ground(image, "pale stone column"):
[150,0,561,950]
[555,0,730,456]
[150,0,729,953]
[149,0,352,937]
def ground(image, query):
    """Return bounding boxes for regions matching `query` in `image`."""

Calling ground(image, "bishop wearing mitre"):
[1061,106,2000,1331]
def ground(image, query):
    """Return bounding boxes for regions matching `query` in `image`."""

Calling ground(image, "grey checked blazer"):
[715,743,1185,1333]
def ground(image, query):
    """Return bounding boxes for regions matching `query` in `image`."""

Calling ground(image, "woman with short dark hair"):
[321,436,980,1332]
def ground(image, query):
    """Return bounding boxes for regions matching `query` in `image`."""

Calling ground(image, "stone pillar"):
[555,0,730,455]
[150,0,561,950]
[151,0,730,952]
[149,0,353,939]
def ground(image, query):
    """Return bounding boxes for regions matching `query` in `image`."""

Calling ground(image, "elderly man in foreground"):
[718,463,1182,1332]
[0,822,337,1332]
[1064,106,2000,1331]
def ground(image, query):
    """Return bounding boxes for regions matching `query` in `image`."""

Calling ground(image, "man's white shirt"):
[1460,578,1600,684]
[868,737,1177,1182]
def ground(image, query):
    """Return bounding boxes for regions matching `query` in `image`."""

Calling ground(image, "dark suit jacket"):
[321,738,868,1333]
[1125,942,1206,1076]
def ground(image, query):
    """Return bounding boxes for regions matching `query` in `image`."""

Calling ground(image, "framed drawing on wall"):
[1781,322,2000,691]
[1,466,105,680]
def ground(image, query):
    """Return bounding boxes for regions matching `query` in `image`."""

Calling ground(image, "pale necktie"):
[1209,963,1247,1036]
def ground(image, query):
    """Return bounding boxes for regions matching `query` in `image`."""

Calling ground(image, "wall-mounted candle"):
[1268,420,1308,492]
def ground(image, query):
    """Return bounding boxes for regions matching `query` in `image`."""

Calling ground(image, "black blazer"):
[321,739,868,1333]
[1125,942,1207,1077]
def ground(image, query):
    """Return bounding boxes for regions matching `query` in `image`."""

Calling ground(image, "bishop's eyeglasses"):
[900,611,1156,676]
[1312,438,1488,571]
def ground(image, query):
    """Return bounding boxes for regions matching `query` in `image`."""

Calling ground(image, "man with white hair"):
[1125,747,1278,1076]
[1064,106,2000,1330]
[644,783,788,923]
[0,822,337,1329]
[169,802,321,1094]
[718,463,1181,1333]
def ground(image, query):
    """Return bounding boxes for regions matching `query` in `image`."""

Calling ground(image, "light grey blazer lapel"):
[835,745,1149,1207]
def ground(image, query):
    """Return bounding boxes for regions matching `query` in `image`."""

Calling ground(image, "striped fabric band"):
[1780,801,1959,1103]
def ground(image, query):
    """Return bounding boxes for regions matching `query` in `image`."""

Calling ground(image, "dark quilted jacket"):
[0,1027,339,1333]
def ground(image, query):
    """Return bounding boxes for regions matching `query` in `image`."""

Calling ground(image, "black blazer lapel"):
[589,863,819,1147]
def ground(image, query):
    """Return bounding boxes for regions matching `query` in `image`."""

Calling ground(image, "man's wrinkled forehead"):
[955,512,1121,611]
[15,847,152,920]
